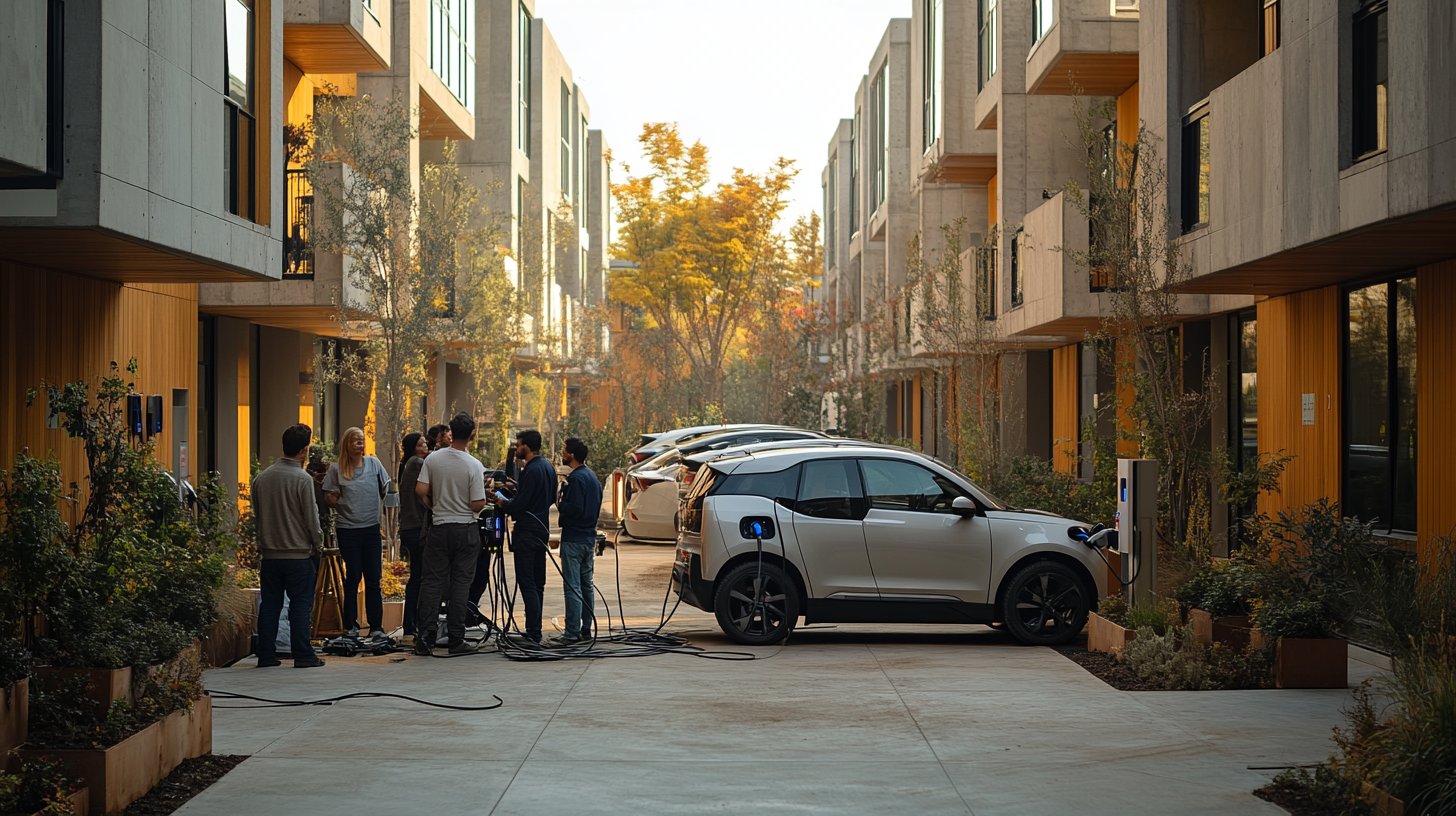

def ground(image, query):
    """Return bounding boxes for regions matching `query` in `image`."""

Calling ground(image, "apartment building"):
[1143,0,1455,556]
[0,0,285,489]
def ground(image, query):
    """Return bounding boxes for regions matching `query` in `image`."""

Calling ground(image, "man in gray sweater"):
[253,424,326,668]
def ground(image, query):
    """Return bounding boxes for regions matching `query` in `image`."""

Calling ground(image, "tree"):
[611,123,797,410]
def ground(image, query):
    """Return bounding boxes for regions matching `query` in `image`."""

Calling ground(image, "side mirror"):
[951,496,979,517]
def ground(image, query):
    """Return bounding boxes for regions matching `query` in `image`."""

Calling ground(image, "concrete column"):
[212,317,251,498]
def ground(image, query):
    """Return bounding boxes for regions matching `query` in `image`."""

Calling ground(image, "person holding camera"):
[493,429,555,644]
[253,424,326,668]
[553,437,602,646]
[414,413,489,655]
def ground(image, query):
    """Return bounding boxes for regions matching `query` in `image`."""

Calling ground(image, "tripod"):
[312,547,347,637]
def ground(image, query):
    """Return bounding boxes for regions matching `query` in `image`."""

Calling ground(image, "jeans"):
[337,525,383,632]
[467,543,493,623]
[558,537,595,640]
[416,523,479,644]
[257,558,318,664]
[512,536,548,641]
[400,527,423,635]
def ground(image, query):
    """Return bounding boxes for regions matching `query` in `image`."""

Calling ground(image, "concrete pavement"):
[183,543,1380,815]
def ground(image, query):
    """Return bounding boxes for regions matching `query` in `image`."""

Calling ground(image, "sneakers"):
[549,635,584,648]
[344,627,360,638]
[447,641,479,655]
[367,629,387,641]
[414,632,436,656]
[294,657,326,668]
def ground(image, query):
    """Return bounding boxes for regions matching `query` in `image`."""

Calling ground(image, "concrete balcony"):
[1026,0,1139,96]
[283,0,390,73]
[999,192,1112,341]
[199,163,367,335]
[923,128,999,185]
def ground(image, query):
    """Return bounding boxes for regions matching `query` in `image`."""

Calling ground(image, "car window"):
[718,464,799,501]
[796,459,865,520]
[859,458,967,513]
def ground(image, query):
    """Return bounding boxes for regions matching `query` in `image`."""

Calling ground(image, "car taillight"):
[682,469,696,487]
[631,451,651,463]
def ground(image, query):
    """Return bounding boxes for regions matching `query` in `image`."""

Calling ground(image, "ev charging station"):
[1116,459,1158,607]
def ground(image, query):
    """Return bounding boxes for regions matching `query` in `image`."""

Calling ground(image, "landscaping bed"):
[1051,643,1164,691]
[121,754,245,816]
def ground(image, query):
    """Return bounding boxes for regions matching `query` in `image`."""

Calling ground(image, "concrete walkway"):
[183,544,1381,815]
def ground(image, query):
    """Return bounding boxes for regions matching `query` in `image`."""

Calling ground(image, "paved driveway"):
[184,544,1378,815]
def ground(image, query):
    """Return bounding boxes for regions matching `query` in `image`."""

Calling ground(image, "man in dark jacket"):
[552,437,602,646]
[253,424,326,668]
[493,429,555,643]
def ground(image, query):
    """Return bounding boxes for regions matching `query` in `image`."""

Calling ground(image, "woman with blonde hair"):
[322,426,390,639]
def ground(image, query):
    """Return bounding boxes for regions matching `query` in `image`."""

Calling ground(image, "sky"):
[533,0,911,238]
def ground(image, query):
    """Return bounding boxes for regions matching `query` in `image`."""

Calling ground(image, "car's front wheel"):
[713,561,799,645]
[1000,561,1090,646]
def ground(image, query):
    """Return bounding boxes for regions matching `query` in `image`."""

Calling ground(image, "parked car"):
[672,444,1107,646]
[625,423,792,467]
[621,428,828,542]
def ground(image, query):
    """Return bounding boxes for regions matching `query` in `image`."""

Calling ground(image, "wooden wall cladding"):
[1417,260,1456,560]
[1,264,198,507]
[1052,344,1079,474]
[1256,287,1341,517]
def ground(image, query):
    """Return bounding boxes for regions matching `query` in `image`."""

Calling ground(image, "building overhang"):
[0,227,275,284]
[1025,5,1140,97]
[282,0,391,73]
[1174,204,1456,296]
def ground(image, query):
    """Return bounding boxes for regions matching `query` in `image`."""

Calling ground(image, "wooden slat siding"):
[1,265,198,510]
[1115,337,1138,457]
[1030,54,1139,96]
[1417,260,1456,562]
[1052,344,1079,474]
[1117,83,1140,148]
[1257,287,1341,517]
[987,174,998,230]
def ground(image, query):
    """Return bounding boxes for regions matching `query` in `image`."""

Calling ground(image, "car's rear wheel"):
[714,561,799,645]
[1000,561,1089,646]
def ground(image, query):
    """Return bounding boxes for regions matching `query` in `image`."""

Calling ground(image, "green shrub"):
[1175,560,1258,617]
[1120,626,1208,690]
[1124,602,1176,636]
[1097,594,1129,625]
[1252,597,1334,640]
[1203,642,1272,690]
[1262,763,1369,816]
[0,636,29,688]
[990,455,1115,525]
[0,758,79,816]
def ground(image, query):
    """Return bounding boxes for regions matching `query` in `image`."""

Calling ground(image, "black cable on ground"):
[206,689,503,711]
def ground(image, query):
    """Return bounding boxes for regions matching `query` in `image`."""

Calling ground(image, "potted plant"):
[1250,596,1346,689]
[0,757,88,816]
[1087,595,1136,654]
[1176,560,1256,650]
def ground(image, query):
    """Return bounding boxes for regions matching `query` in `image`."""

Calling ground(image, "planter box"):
[32,668,131,721]
[1362,781,1405,816]
[2,678,29,757]
[201,618,256,668]
[39,788,89,816]
[1086,612,1137,655]
[1189,609,1253,651]
[19,695,212,816]
[380,600,404,633]
[1273,637,1348,689]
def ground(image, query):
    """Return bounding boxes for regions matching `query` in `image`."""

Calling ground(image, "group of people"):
[250,413,603,668]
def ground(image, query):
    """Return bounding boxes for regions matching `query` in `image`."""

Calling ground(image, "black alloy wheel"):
[1000,561,1089,646]
[713,562,800,646]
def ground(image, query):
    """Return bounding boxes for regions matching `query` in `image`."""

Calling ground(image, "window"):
[1032,0,1053,44]
[719,465,801,502]
[849,112,860,235]
[1261,0,1280,55]
[580,114,588,219]
[428,0,475,111]
[869,67,888,212]
[922,0,943,152]
[1352,0,1388,159]
[979,0,998,89]
[796,460,866,520]
[560,82,572,198]
[223,0,254,220]
[518,3,531,155]
[1181,102,1210,233]
[976,233,997,320]
[1228,311,1258,527]
[1009,226,1023,309]
[859,459,965,513]
[1343,277,1416,533]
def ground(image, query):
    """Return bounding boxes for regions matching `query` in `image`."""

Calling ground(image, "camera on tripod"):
[479,470,511,552]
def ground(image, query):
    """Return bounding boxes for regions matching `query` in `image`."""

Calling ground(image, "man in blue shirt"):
[493,429,555,644]
[553,437,602,646]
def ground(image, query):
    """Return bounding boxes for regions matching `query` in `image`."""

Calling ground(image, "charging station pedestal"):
[1116,459,1158,607]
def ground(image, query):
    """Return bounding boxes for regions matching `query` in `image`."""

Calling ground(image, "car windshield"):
[928,455,1012,510]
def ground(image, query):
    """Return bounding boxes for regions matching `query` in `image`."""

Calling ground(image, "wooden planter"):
[1189,608,1253,651]
[2,678,29,757]
[19,695,212,816]
[380,600,404,633]
[38,788,89,816]
[201,618,256,668]
[1272,636,1348,689]
[1086,612,1137,655]
[1362,781,1406,816]
[31,668,131,721]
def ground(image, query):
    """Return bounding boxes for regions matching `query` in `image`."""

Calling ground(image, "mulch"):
[123,754,247,816]
[1050,642,1168,691]
[1252,780,1354,816]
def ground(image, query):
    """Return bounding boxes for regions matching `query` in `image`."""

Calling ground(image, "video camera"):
[478,470,511,552]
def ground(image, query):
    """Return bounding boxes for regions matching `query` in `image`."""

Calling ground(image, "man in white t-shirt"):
[413,412,488,654]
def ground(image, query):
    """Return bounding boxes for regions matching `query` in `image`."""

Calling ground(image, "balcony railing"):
[284,168,314,280]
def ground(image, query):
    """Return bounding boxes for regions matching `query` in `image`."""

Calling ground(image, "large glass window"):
[976,234,997,320]
[1009,226,1023,309]
[826,153,838,268]
[1343,277,1416,533]
[1181,103,1210,233]
[979,0,998,89]
[428,0,475,112]
[859,459,965,513]
[1032,0,1054,44]
[1352,0,1388,159]
[518,3,531,155]
[1234,312,1258,477]
[223,0,254,220]
[560,82,572,199]
[849,112,860,235]
[922,0,943,152]
[796,460,865,520]
[870,66,888,212]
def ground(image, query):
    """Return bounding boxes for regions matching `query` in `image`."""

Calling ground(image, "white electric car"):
[672,444,1109,646]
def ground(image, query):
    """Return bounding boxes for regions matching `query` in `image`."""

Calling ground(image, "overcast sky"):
[533,0,911,240]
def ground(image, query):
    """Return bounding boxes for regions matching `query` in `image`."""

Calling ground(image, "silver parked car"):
[672,444,1108,646]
